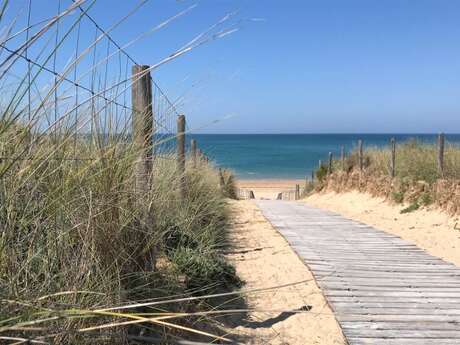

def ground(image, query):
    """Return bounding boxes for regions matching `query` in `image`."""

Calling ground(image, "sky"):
[6,0,460,133]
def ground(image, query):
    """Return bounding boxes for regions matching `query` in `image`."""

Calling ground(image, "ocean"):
[189,134,460,180]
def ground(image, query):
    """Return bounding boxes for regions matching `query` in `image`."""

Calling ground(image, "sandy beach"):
[237,179,305,199]
[225,200,345,344]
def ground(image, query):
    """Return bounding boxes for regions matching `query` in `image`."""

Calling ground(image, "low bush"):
[400,202,420,214]
[315,164,328,182]
[391,191,405,204]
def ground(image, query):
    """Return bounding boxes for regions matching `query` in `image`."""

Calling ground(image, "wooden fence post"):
[311,170,314,182]
[328,152,333,174]
[319,160,322,169]
[191,139,197,168]
[295,184,300,200]
[132,65,153,192]
[341,146,345,171]
[177,115,186,198]
[358,139,363,171]
[438,133,445,177]
[390,137,396,178]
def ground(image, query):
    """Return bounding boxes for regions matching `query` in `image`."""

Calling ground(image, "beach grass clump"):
[0,120,241,343]
[220,169,238,199]
[0,0,244,342]
[362,139,460,182]
[315,164,328,182]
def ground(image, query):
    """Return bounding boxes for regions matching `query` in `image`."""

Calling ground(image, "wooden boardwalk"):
[255,200,460,344]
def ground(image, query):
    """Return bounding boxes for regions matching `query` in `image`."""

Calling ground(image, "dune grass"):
[0,123,241,343]
[0,1,245,342]
[356,139,460,183]
[314,138,460,214]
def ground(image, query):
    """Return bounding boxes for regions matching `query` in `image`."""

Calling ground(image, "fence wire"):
[0,0,179,161]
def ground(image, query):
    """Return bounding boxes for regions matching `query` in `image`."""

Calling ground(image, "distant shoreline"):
[237,179,305,199]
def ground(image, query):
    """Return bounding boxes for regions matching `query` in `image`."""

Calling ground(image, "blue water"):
[188,134,460,180]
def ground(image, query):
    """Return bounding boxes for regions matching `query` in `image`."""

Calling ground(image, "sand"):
[305,191,460,266]
[237,179,305,200]
[225,200,345,345]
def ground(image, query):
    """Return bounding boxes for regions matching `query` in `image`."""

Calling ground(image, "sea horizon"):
[188,133,460,180]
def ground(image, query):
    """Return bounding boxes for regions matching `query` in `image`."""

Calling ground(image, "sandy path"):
[225,200,345,345]
[305,191,460,266]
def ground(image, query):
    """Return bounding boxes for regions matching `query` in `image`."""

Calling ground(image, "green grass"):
[359,139,460,183]
[314,138,460,213]
[0,124,241,343]
[400,202,420,214]
[0,1,244,342]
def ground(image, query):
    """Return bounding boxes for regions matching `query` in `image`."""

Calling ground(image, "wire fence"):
[0,0,179,162]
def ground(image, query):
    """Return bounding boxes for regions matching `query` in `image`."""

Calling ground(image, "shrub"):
[391,191,404,204]
[316,164,328,182]
[419,192,433,206]
[400,202,420,214]
[172,247,242,291]
[221,169,238,199]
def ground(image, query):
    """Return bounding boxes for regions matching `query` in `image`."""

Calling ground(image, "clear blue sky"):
[8,0,460,133]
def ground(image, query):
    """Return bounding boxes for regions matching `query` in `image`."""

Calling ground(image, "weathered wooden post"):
[132,65,153,192]
[390,137,396,178]
[191,139,197,168]
[132,65,155,268]
[295,184,300,200]
[248,190,255,199]
[341,146,345,171]
[358,139,363,171]
[177,115,186,198]
[328,152,333,175]
[311,170,314,182]
[319,160,322,168]
[438,133,445,177]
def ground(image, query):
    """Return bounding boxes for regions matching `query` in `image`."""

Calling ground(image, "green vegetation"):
[391,191,405,204]
[350,139,460,182]
[220,168,238,199]
[0,123,240,343]
[0,1,243,342]
[315,139,460,214]
[315,164,328,182]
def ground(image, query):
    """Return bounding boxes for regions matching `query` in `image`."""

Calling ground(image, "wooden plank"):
[336,314,460,322]
[342,321,460,331]
[255,200,460,344]
[349,339,460,345]
[333,306,460,315]
[334,302,460,309]
[344,329,460,338]
[329,296,460,304]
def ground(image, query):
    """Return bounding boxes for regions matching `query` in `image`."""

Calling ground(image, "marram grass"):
[314,138,460,214]
[0,123,241,343]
